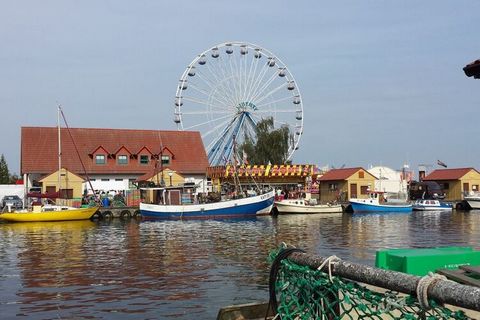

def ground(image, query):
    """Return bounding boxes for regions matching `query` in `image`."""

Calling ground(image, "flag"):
[437,160,447,168]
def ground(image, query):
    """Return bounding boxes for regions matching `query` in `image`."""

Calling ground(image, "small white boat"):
[412,199,452,211]
[275,199,343,214]
[464,192,480,209]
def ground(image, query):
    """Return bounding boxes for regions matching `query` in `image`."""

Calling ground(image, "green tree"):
[239,117,291,164]
[0,154,10,184]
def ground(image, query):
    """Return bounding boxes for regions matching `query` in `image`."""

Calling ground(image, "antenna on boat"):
[57,105,62,200]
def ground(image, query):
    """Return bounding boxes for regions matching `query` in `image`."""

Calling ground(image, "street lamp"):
[168,171,173,186]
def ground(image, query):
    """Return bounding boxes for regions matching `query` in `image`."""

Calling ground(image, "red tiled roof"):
[21,127,209,175]
[423,168,478,181]
[318,167,364,181]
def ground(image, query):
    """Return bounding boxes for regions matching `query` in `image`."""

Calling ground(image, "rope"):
[416,272,447,310]
[267,246,306,320]
[316,255,341,282]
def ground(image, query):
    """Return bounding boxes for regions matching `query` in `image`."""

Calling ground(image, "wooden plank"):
[437,269,480,287]
[459,265,480,276]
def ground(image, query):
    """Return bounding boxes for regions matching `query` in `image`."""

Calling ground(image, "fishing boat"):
[412,199,452,211]
[349,191,412,213]
[275,199,343,214]
[0,205,98,222]
[464,192,480,209]
[140,188,275,219]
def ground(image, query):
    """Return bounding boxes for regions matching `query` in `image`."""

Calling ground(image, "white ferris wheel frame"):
[174,41,304,164]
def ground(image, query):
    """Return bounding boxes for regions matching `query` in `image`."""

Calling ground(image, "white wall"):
[83,175,139,194]
[0,185,25,201]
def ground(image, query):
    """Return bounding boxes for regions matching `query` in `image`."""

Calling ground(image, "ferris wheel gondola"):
[174,42,303,165]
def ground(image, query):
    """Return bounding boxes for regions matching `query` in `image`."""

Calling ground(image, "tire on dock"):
[120,209,131,219]
[133,209,141,218]
[90,210,103,221]
[102,210,113,219]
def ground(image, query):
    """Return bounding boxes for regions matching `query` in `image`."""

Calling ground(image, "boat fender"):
[90,210,103,220]
[103,211,113,219]
[120,210,131,219]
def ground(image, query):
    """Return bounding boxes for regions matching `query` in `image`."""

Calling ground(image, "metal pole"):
[288,251,480,312]
[58,106,62,198]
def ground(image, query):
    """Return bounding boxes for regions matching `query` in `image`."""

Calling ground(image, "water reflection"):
[0,211,479,319]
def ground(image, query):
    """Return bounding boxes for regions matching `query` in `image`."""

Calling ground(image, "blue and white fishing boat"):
[140,189,275,219]
[349,191,412,213]
[412,199,452,211]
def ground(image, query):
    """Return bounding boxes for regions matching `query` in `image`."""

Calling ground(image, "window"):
[101,178,109,182]
[161,155,170,165]
[329,183,338,191]
[359,171,364,178]
[441,183,449,190]
[118,155,128,165]
[473,185,479,191]
[140,155,149,165]
[115,178,123,181]
[95,154,106,165]
[360,186,369,195]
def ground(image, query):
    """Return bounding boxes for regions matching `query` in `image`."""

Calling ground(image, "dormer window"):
[95,155,106,165]
[118,155,128,165]
[161,155,170,165]
[139,155,149,165]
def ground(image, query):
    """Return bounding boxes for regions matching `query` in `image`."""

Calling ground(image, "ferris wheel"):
[174,41,303,165]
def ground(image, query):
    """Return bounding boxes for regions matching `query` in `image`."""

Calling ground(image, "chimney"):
[418,165,426,181]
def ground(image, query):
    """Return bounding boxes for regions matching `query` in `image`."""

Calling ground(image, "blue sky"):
[1,0,479,175]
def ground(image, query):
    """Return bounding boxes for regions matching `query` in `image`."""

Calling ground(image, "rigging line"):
[249,70,281,103]
[253,82,288,105]
[255,96,296,109]
[181,96,233,112]
[184,113,233,130]
[201,61,237,107]
[245,59,271,103]
[59,107,99,203]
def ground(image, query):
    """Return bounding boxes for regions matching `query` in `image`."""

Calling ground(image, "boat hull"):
[465,198,480,209]
[275,201,343,214]
[140,191,275,219]
[0,206,99,222]
[350,201,412,213]
[412,202,452,211]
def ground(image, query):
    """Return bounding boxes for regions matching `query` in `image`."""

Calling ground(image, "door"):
[168,190,181,205]
[350,183,357,199]
[463,182,470,196]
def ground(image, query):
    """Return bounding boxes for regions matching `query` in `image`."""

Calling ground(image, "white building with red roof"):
[21,127,209,194]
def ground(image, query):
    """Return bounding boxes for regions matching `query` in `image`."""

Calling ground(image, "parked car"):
[1,195,23,209]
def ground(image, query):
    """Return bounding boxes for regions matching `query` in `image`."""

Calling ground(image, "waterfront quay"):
[1,211,479,319]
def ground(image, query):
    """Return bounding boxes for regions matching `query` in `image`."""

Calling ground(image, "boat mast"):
[58,105,62,197]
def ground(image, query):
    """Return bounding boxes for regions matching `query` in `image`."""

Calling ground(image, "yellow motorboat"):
[0,205,99,222]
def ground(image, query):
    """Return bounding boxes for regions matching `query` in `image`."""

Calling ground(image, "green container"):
[375,247,480,276]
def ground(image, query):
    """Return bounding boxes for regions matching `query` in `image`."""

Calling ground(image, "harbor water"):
[1,211,480,319]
